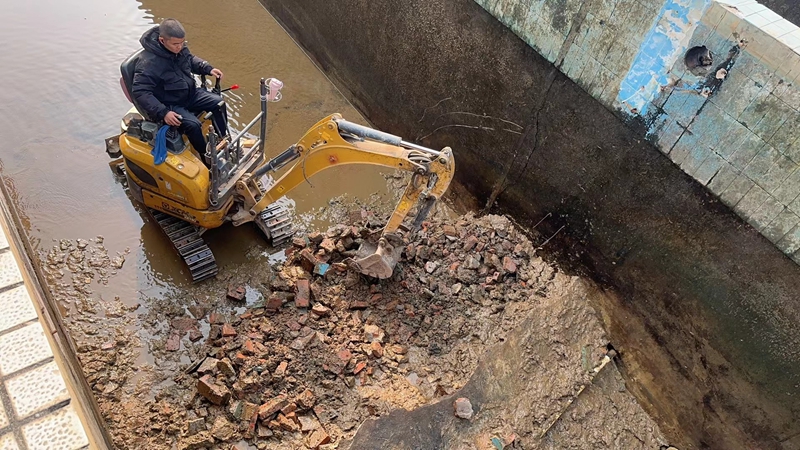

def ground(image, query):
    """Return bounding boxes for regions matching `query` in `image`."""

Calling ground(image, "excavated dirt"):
[41,206,668,449]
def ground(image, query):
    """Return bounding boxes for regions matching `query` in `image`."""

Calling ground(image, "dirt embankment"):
[42,211,668,449]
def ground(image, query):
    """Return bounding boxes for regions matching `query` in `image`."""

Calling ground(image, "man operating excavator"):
[131,18,228,156]
[108,20,456,282]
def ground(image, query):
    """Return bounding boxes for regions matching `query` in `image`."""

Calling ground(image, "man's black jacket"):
[131,26,215,121]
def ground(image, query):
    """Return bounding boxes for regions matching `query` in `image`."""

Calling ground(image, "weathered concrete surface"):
[648,2,800,263]
[480,0,800,264]
[258,0,800,448]
[348,278,666,450]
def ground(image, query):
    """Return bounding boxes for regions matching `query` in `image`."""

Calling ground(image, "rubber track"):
[149,210,219,282]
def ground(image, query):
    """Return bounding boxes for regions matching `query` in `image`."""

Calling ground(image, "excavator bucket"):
[348,191,441,278]
[346,232,405,279]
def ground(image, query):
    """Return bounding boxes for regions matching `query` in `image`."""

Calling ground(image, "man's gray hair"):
[159,19,185,39]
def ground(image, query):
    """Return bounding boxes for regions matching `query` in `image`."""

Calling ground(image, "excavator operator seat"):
[119,49,154,122]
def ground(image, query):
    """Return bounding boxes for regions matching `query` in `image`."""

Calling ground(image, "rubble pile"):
[43,237,127,300]
[144,212,563,450]
[41,211,666,450]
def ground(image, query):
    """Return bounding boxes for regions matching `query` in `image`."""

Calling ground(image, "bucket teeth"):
[254,174,297,246]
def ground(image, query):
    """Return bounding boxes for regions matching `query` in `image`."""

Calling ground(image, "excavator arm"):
[234,113,455,278]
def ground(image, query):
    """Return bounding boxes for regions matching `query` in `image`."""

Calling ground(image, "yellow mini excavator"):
[105,50,455,282]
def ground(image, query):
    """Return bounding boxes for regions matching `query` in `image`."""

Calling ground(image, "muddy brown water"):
[0,0,393,300]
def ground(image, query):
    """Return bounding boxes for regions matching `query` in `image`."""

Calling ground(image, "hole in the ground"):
[685,45,714,76]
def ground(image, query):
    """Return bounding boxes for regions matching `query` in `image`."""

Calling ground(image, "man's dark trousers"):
[171,89,228,155]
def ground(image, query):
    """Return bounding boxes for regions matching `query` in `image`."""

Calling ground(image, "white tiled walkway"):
[0,225,89,449]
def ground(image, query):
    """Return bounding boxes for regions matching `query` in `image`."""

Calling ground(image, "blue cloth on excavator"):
[151,124,170,165]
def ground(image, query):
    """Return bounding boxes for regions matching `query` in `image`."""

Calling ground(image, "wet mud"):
[43,198,669,449]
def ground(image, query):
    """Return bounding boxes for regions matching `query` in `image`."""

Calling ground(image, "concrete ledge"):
[0,173,112,450]
[646,0,800,262]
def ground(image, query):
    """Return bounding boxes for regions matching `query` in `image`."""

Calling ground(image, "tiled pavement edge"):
[0,223,88,450]
[0,179,112,449]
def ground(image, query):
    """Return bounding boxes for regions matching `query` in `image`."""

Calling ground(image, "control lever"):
[204,101,225,120]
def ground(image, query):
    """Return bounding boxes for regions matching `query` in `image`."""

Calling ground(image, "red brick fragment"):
[171,316,198,333]
[281,403,297,415]
[463,235,479,251]
[188,328,203,342]
[234,352,248,366]
[296,279,310,308]
[298,248,317,272]
[370,341,384,358]
[278,413,298,432]
[227,285,246,301]
[353,362,367,375]
[337,349,352,362]
[319,238,336,253]
[296,389,316,410]
[307,428,331,448]
[266,296,283,311]
[258,395,289,421]
[222,324,237,337]
[165,333,181,351]
[502,256,517,274]
[197,375,230,406]
[242,340,256,355]
[349,301,369,310]
[275,361,288,377]
[209,312,225,324]
[311,303,331,318]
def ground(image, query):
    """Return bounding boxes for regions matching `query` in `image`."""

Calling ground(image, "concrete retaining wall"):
[258,0,800,447]
[480,0,800,263]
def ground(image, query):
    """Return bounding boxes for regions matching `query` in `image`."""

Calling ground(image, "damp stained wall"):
[481,0,800,263]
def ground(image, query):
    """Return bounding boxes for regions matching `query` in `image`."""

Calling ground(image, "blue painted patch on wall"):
[617,0,712,115]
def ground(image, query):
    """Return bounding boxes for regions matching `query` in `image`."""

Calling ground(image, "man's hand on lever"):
[210,68,224,80]
[164,111,182,127]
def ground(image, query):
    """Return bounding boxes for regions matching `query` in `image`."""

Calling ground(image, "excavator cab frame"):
[205,77,272,212]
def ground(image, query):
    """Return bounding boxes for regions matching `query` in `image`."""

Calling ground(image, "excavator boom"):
[236,114,455,278]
